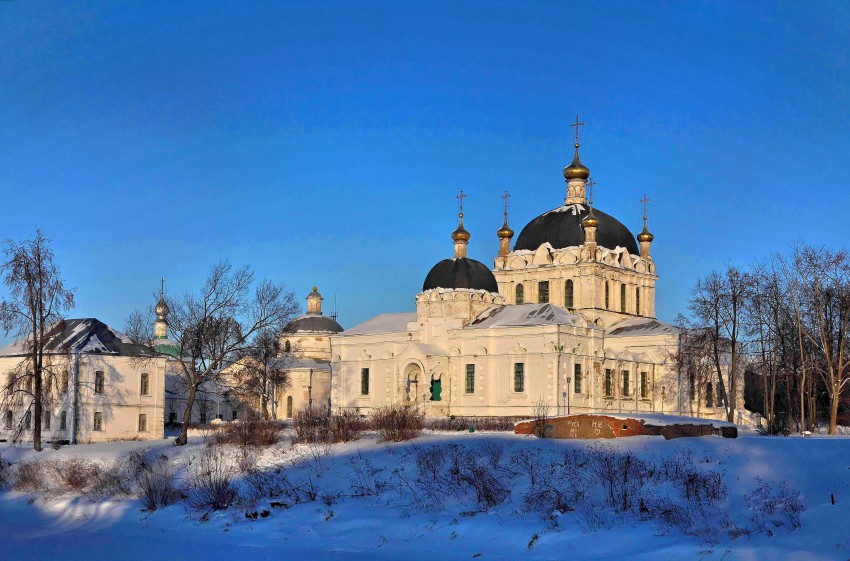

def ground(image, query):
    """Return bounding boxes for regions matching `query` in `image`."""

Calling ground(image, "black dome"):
[283,315,344,334]
[514,205,639,255]
[423,258,499,293]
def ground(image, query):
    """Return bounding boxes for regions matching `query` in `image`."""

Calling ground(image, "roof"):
[283,314,344,334]
[285,358,331,371]
[513,203,640,254]
[340,312,417,336]
[422,257,499,293]
[606,317,681,337]
[467,303,584,329]
[0,318,154,357]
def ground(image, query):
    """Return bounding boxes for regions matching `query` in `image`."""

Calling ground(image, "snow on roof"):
[606,317,681,337]
[286,358,331,371]
[339,312,417,336]
[0,318,153,357]
[411,343,445,357]
[467,303,583,329]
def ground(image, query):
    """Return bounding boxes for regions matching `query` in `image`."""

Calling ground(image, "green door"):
[430,379,442,401]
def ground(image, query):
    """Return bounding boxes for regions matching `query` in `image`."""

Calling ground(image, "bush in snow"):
[46,457,105,493]
[371,404,424,442]
[188,447,237,511]
[0,453,10,490]
[744,478,805,534]
[125,449,179,511]
[210,417,284,448]
[329,409,366,443]
[292,407,331,444]
[13,460,49,492]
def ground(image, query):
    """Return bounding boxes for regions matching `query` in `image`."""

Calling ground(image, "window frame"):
[604,368,613,398]
[93,411,103,431]
[515,284,524,304]
[513,363,525,393]
[620,284,627,313]
[640,371,648,399]
[465,364,475,394]
[565,279,574,310]
[140,372,150,396]
[635,287,641,316]
[360,367,370,396]
[138,413,148,432]
[59,411,67,431]
[574,363,582,394]
[538,281,549,304]
[622,370,630,398]
[94,371,105,394]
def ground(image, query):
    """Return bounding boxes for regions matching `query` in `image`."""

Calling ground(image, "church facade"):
[327,137,741,420]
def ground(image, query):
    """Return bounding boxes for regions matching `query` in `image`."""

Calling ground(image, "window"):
[140,373,150,395]
[605,282,610,309]
[706,383,714,408]
[465,364,475,394]
[640,372,648,399]
[4,411,11,430]
[604,369,613,398]
[61,371,69,394]
[24,410,31,430]
[59,411,67,431]
[231,409,237,421]
[689,372,696,401]
[138,414,147,432]
[620,284,627,313]
[44,410,50,430]
[286,396,294,418]
[513,363,525,393]
[200,410,208,424]
[622,370,630,398]
[635,287,641,316]
[284,340,291,352]
[717,382,725,406]
[93,411,103,431]
[574,364,582,394]
[360,368,370,395]
[94,371,104,394]
[565,279,574,310]
[516,284,524,304]
[538,281,549,304]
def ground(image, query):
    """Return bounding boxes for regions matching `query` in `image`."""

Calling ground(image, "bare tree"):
[224,329,293,420]
[688,266,751,423]
[126,262,298,445]
[798,246,850,435]
[531,398,550,438]
[0,230,75,452]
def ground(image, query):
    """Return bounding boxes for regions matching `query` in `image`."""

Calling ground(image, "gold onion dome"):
[497,219,514,239]
[563,143,591,181]
[452,213,471,242]
[582,209,599,229]
[155,296,169,320]
[637,223,654,243]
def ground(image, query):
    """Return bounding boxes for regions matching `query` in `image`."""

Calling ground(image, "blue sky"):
[1,1,848,336]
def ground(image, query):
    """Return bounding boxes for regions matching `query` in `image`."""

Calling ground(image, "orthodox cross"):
[456,189,466,214]
[570,115,586,144]
[501,190,511,219]
[639,194,651,220]
[586,178,596,206]
[160,277,165,297]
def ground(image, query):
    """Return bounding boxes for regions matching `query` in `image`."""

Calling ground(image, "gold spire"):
[497,190,514,239]
[582,179,598,228]
[637,194,654,242]
[564,143,591,181]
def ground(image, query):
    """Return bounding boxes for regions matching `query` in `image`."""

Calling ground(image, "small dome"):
[283,314,343,334]
[497,219,514,239]
[563,143,590,181]
[155,296,169,320]
[452,214,471,242]
[423,257,499,293]
[581,212,599,229]
[637,224,654,243]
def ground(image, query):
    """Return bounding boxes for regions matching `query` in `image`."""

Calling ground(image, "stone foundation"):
[514,413,737,440]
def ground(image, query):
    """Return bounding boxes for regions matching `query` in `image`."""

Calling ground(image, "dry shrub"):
[0,453,10,490]
[125,449,179,511]
[372,404,424,442]
[210,418,284,447]
[14,460,48,492]
[188,447,237,511]
[329,410,365,442]
[48,457,103,492]
[292,408,330,444]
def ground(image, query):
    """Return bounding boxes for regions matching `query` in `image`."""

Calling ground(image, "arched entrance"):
[403,363,423,402]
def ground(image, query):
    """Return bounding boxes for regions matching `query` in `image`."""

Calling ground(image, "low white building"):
[0,318,167,443]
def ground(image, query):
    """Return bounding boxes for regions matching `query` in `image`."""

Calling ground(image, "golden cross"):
[457,189,466,214]
[569,115,586,144]
[586,178,596,206]
[639,194,650,220]
[501,190,511,218]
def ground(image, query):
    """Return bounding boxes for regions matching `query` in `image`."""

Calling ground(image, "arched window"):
[283,340,291,353]
[565,279,574,310]
[286,396,293,418]
[620,284,627,313]
[635,287,641,316]
[516,284,524,304]
[706,383,714,408]
[604,282,610,309]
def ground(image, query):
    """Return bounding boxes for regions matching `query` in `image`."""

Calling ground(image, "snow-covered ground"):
[1,430,849,561]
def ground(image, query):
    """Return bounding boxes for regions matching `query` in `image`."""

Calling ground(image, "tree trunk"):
[33,366,42,452]
[176,381,197,446]
[829,382,839,435]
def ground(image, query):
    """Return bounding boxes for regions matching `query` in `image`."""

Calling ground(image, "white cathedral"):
[279,136,740,421]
